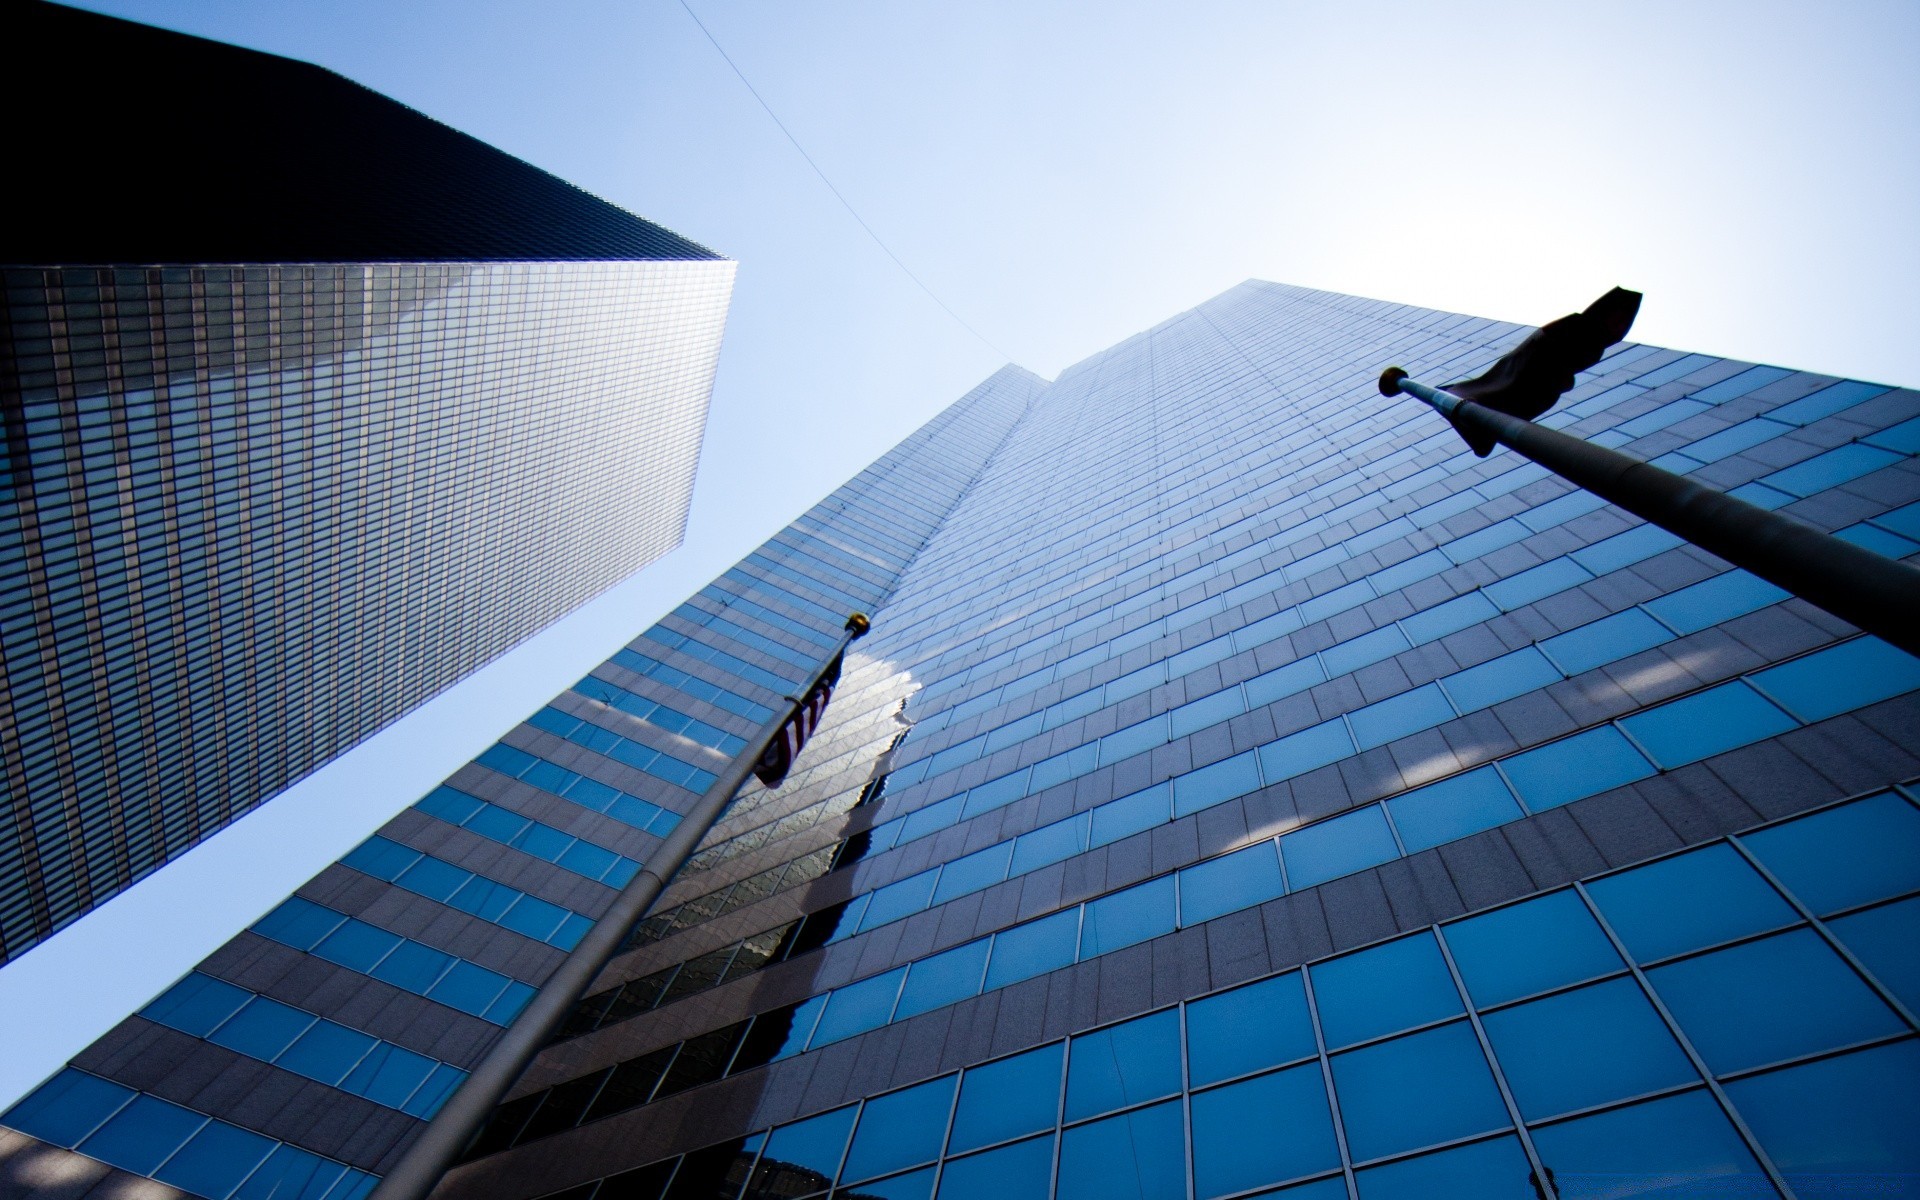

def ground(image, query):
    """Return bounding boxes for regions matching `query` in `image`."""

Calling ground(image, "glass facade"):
[0,4,736,960]
[5,281,1917,1200]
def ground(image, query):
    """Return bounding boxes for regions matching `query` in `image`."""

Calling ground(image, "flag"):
[754,651,843,787]
[1442,287,1643,456]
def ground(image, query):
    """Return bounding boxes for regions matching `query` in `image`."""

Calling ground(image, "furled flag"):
[754,651,844,787]
[1442,287,1643,456]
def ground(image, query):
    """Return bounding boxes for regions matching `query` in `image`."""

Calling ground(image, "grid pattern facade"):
[7,282,1920,1199]
[0,257,734,961]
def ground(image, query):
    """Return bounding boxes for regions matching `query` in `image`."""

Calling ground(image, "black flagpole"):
[1379,367,1920,658]
[368,612,872,1200]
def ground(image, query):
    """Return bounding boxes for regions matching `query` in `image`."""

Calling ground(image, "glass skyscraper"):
[5,282,1918,1200]
[0,2,735,961]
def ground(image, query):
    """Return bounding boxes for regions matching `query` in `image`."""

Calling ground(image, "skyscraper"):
[6,282,1919,1200]
[0,2,735,961]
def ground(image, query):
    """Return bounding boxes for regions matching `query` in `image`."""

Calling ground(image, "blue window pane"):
[555,913,595,953]
[1010,815,1089,875]
[153,1119,278,1198]
[1173,751,1262,819]
[143,973,252,1038]
[1349,684,1455,751]
[1878,498,1920,540]
[901,796,963,843]
[1531,1091,1768,1199]
[841,1167,935,1199]
[232,1145,348,1200]
[1618,397,1710,438]
[962,770,1030,819]
[1617,682,1797,769]
[1500,725,1655,812]
[895,940,990,1020]
[1444,518,1529,565]
[1483,977,1695,1119]
[369,940,452,992]
[1091,783,1171,848]
[811,968,906,1048]
[557,840,618,881]
[1728,481,1796,510]
[1743,792,1920,914]
[1440,647,1560,712]
[1,1069,134,1147]
[404,1063,465,1118]
[1171,688,1250,739]
[1519,488,1607,533]
[1066,1009,1181,1121]
[1059,1099,1185,1200]
[1769,379,1886,424]
[1762,442,1902,497]
[1484,558,1592,611]
[208,998,313,1060]
[1330,1024,1508,1161]
[1246,658,1326,708]
[341,837,417,880]
[1372,547,1452,594]
[861,871,939,930]
[1645,570,1790,635]
[465,804,529,845]
[313,921,403,972]
[1256,719,1355,784]
[1571,524,1684,575]
[1751,637,1920,723]
[985,910,1080,989]
[935,1135,1054,1200]
[1101,715,1170,764]
[342,1043,437,1109]
[1385,767,1522,853]
[1179,843,1285,925]
[1321,625,1410,678]
[1725,1042,1920,1194]
[486,980,538,1024]
[498,895,570,942]
[429,961,511,1016]
[934,844,1013,907]
[1300,578,1376,624]
[842,1075,957,1183]
[77,1094,205,1175]
[1836,520,1920,558]
[1678,415,1791,464]
[1312,933,1462,1049]
[1443,890,1620,1007]
[1402,593,1500,646]
[1353,1134,1535,1200]
[1243,1178,1347,1200]
[1191,1064,1340,1198]
[1830,896,1920,1013]
[252,898,346,950]
[754,1105,857,1193]
[1587,843,1796,962]
[1079,876,1176,957]
[1541,608,1672,676]
[949,1044,1063,1154]
[277,1021,378,1086]
[396,856,468,903]
[1648,929,1903,1074]
[1281,806,1398,891]
[1187,972,1315,1088]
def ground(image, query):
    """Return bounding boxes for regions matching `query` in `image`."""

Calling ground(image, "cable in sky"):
[673,0,1013,363]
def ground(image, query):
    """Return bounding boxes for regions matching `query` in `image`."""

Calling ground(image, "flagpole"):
[368,613,872,1200]
[1381,368,1920,658]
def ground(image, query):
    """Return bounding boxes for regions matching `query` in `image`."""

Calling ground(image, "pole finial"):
[845,612,871,637]
[1379,367,1408,397]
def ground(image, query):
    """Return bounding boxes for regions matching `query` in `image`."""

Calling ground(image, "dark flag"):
[754,652,844,787]
[1442,287,1643,456]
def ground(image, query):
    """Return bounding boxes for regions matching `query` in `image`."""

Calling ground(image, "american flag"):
[753,652,844,787]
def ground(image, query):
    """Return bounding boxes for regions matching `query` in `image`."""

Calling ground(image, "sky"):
[2,0,1917,1109]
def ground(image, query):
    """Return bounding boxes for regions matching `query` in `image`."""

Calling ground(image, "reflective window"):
[1065,1009,1181,1121]
[1349,683,1455,750]
[141,972,250,1037]
[1281,806,1398,891]
[1312,933,1462,1048]
[752,1105,856,1197]
[1571,524,1683,575]
[1330,1022,1508,1161]
[1057,1099,1185,1200]
[1499,725,1654,811]
[153,1121,278,1198]
[1,1067,132,1146]
[1178,843,1285,925]
[1724,1042,1920,1194]
[1761,442,1901,497]
[1079,876,1176,957]
[841,1076,956,1183]
[935,1135,1054,1200]
[1483,558,1591,611]
[1530,1091,1768,1199]
[948,1043,1062,1154]
[1256,719,1355,784]
[1829,896,1920,1013]
[1742,793,1920,914]
[838,1167,935,1199]
[985,910,1080,989]
[1191,1065,1339,1198]
[1384,767,1522,852]
[1322,625,1410,677]
[1443,890,1620,1007]
[1644,570,1790,635]
[1187,972,1315,1087]
[78,1094,205,1175]
[1750,637,1920,723]
[1482,977,1695,1119]
[1009,814,1088,874]
[1352,1134,1534,1200]
[863,872,939,930]
[1246,658,1326,708]
[1541,608,1672,675]
[1586,843,1796,962]
[1172,752,1262,819]
[810,968,906,1048]
[1092,784,1171,848]
[1647,929,1903,1074]
[1439,646,1559,712]
[895,941,990,1020]
[932,843,1012,906]
[1617,682,1796,769]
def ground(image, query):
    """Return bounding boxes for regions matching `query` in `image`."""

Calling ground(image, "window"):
[1616,681,1796,769]
[948,1044,1062,1154]
[1828,896,1920,1013]
[1057,1099,1185,1200]
[1065,1010,1181,1120]
[1440,646,1559,712]
[1530,1091,1767,1198]
[1750,637,1920,723]
[1482,977,1695,1119]
[1186,972,1315,1087]
[1384,767,1522,852]
[1178,843,1285,925]
[1540,608,1671,675]
[1349,683,1455,750]
[1256,719,1354,784]
[1742,792,1920,914]
[1312,933,1462,1049]
[1281,806,1398,891]
[1329,1023,1508,1162]
[841,1076,955,1183]
[894,941,989,1020]
[1079,876,1176,957]
[1499,725,1654,811]
[1351,1134,1535,1200]
[810,968,905,1048]
[1443,890,1620,1007]
[935,1135,1054,1200]
[1723,1042,1920,1193]
[751,1105,855,1196]
[1586,843,1796,962]
[1191,1065,1339,1198]
[984,910,1080,989]
[1172,751,1261,818]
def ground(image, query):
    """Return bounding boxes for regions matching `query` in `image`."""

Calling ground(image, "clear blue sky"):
[2,0,1916,1107]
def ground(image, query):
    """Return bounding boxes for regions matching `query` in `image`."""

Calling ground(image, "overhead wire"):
[673,0,1013,363]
